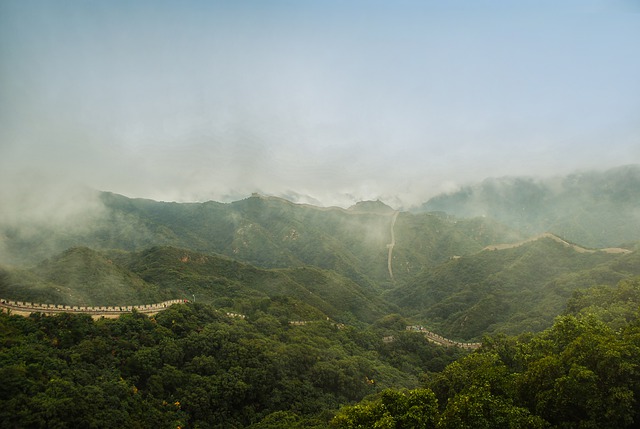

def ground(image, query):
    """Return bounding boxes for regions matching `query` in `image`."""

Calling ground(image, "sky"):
[1,0,639,209]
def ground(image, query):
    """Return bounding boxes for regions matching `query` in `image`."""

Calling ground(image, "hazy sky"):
[1,0,639,208]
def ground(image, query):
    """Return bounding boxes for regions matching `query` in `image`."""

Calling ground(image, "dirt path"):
[387,211,400,280]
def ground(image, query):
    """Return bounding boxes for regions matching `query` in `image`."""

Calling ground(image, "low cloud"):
[1,1,638,211]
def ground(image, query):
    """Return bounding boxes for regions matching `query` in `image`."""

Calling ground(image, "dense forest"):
[333,277,640,429]
[1,277,639,428]
[0,298,464,428]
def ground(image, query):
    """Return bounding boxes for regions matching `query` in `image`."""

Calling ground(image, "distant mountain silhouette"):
[418,164,640,248]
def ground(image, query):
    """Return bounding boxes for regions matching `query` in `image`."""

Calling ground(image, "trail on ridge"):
[483,232,632,254]
[387,211,399,280]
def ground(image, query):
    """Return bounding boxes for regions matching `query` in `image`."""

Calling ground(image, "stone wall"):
[406,325,481,350]
[0,298,188,318]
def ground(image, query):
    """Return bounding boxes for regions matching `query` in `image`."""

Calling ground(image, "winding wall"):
[0,299,188,319]
[483,232,632,254]
[406,325,481,350]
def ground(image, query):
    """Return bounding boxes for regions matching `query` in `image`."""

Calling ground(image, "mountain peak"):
[348,200,395,213]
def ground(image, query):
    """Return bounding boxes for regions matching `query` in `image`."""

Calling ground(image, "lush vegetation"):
[1,277,639,428]
[1,167,640,427]
[0,246,393,324]
[388,237,640,339]
[332,277,640,428]
[5,235,639,339]
[0,301,464,428]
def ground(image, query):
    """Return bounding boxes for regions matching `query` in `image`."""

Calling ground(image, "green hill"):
[1,247,165,306]
[1,246,394,324]
[418,164,640,248]
[1,166,638,336]
[118,246,394,323]
[0,267,66,305]
[386,236,640,339]
[1,192,523,293]
[390,212,524,284]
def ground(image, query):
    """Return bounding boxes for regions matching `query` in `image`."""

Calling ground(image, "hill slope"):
[1,166,639,335]
[418,164,640,248]
[386,235,640,339]
[1,192,524,291]
[1,246,394,323]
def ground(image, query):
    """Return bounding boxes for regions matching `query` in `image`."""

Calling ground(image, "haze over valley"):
[2,165,640,427]
[2,164,640,335]
[2,1,640,428]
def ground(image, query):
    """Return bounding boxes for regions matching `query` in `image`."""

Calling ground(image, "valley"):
[2,168,639,341]
[1,166,640,428]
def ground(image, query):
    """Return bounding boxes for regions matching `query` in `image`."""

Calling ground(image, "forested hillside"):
[2,167,640,427]
[0,246,394,324]
[2,277,639,428]
[387,236,640,339]
[1,192,523,289]
[419,164,640,248]
[2,168,640,339]
[332,277,640,429]
[0,300,465,428]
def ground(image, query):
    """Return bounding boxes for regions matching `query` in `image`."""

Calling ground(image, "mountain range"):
[1,165,639,340]
[418,164,640,248]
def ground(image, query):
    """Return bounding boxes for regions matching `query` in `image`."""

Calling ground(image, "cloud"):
[0,1,638,210]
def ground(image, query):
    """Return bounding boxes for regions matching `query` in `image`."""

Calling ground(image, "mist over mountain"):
[0,190,522,283]
[418,164,640,248]
[0,164,638,338]
[2,2,640,426]
[2,165,640,428]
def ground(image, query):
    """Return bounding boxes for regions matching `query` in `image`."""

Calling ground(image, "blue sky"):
[1,0,639,208]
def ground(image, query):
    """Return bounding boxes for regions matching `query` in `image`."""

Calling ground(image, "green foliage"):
[0,301,464,428]
[388,237,639,339]
[3,276,640,428]
[438,384,547,429]
[335,277,640,429]
[331,385,546,429]
[565,276,640,329]
[331,388,439,429]
[514,314,640,428]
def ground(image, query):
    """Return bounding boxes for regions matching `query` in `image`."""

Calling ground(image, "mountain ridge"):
[386,236,639,339]
[1,165,639,338]
[483,232,633,254]
[1,245,395,323]
[418,164,640,248]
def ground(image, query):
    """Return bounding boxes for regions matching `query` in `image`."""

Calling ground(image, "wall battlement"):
[0,299,188,319]
[406,325,481,350]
